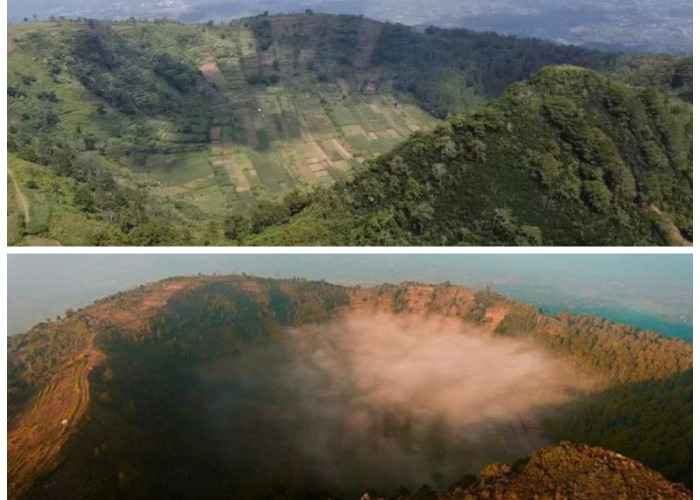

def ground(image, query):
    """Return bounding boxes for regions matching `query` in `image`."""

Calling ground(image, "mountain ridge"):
[7,15,692,246]
[244,65,692,245]
[8,275,692,498]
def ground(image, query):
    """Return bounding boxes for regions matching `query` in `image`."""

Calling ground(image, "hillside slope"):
[7,18,434,245]
[246,66,692,245]
[8,277,692,498]
[7,16,691,246]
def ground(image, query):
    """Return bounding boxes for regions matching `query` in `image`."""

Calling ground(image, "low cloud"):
[289,313,583,426]
[198,312,591,497]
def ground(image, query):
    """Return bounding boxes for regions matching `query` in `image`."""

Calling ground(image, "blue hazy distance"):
[7,254,691,340]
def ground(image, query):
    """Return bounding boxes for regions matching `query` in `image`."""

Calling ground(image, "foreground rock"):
[435,441,691,500]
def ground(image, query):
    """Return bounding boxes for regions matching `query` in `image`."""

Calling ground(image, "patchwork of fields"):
[119,23,437,213]
[7,18,439,246]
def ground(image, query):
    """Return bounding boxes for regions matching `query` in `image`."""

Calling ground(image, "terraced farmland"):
[7,16,440,244]
[146,83,435,213]
[125,20,437,213]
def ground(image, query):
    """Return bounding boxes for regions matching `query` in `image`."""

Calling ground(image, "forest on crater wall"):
[7,14,692,246]
[8,276,692,498]
[244,66,692,245]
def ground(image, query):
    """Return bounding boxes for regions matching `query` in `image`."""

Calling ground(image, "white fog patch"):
[197,312,593,496]
[286,313,588,427]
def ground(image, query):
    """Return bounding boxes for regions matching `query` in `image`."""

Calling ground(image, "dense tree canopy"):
[245,67,692,246]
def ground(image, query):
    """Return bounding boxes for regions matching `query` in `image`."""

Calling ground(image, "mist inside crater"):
[196,312,591,497]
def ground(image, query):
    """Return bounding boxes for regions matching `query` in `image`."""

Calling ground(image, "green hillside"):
[7,17,438,245]
[7,16,692,245]
[246,66,692,246]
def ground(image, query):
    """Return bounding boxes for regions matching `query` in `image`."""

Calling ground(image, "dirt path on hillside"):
[8,168,30,223]
[7,335,102,499]
[8,279,206,498]
[650,205,692,246]
[72,347,105,432]
[296,110,333,175]
[331,138,353,159]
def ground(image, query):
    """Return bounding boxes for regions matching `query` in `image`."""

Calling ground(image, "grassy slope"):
[8,154,116,245]
[7,21,219,245]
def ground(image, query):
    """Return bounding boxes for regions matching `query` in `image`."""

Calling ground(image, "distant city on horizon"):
[7,0,692,56]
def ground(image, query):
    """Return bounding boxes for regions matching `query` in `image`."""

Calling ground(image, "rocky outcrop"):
[439,442,692,500]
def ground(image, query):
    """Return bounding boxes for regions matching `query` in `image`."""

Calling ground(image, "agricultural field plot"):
[126,39,437,217]
[248,151,295,194]
[237,27,259,57]
[330,105,359,127]
[180,184,230,216]
[136,152,213,185]
[132,87,436,215]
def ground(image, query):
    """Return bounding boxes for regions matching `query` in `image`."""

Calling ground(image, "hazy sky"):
[7,0,692,56]
[7,254,691,338]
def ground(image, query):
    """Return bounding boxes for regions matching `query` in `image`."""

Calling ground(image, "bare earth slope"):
[6,276,218,498]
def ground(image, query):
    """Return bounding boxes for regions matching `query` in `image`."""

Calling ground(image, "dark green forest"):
[543,371,692,487]
[244,66,692,246]
[371,24,620,116]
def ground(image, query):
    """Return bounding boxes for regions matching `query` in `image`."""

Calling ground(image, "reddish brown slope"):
[7,277,215,498]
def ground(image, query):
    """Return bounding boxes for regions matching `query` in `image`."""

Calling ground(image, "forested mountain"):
[8,0,692,58]
[7,15,693,246]
[8,276,692,498]
[245,66,692,245]
[371,23,620,116]
[620,54,693,103]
